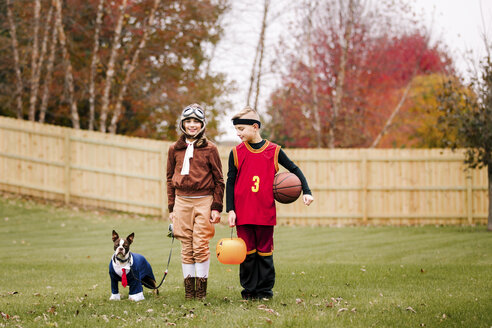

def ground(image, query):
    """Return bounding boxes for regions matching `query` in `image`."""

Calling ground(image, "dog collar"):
[113,253,131,264]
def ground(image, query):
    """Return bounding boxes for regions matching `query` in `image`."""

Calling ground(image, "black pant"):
[240,252,275,299]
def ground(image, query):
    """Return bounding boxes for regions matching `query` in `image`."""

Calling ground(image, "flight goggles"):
[182,106,205,120]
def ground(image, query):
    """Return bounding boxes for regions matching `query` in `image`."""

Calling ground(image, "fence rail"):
[0,116,488,225]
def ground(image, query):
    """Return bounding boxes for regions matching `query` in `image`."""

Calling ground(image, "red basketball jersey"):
[233,140,281,226]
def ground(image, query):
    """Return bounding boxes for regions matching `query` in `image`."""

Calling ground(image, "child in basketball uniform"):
[167,103,225,300]
[226,106,313,300]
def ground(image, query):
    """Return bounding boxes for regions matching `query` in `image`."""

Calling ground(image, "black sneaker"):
[241,290,256,300]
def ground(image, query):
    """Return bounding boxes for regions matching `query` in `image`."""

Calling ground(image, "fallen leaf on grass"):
[47,306,57,315]
[257,304,279,316]
[337,308,348,316]
[295,298,303,304]
[406,306,417,313]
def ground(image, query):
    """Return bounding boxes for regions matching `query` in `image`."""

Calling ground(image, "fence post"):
[361,152,368,224]
[466,169,473,224]
[159,143,167,219]
[64,130,71,205]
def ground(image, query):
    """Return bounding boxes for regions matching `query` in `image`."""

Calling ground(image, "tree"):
[0,0,231,141]
[374,74,467,148]
[437,56,492,231]
[266,0,454,148]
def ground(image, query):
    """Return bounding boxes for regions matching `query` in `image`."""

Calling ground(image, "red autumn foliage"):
[267,4,455,148]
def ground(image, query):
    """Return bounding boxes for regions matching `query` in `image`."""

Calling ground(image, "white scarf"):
[180,140,195,175]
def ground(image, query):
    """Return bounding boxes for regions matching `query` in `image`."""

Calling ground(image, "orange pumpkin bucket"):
[216,232,247,265]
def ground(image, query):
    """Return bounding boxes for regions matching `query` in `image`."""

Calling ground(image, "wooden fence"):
[0,116,488,225]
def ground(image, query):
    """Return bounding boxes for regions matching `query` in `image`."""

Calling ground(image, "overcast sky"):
[211,0,492,142]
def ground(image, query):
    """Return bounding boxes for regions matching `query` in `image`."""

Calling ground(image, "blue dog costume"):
[109,252,156,301]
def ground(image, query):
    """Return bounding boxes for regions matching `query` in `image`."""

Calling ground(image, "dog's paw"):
[129,292,145,302]
[109,293,121,301]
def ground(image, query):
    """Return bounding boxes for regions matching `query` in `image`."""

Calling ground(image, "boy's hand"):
[303,194,314,206]
[228,211,236,227]
[169,212,176,223]
[210,210,221,223]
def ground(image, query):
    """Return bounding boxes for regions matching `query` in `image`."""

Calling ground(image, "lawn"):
[0,195,491,327]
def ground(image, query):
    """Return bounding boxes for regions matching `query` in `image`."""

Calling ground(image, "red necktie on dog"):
[121,268,127,288]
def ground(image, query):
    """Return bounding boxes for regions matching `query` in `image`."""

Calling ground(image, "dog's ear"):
[112,230,119,242]
[127,233,134,245]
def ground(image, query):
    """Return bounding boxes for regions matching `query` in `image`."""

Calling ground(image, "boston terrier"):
[109,230,158,301]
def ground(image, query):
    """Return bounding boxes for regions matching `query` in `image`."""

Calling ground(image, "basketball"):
[273,172,302,204]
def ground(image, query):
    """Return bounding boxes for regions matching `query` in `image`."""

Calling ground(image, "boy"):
[227,106,313,300]
[167,104,224,300]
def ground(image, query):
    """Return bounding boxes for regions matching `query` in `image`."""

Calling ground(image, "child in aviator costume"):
[167,104,224,300]
[227,106,314,300]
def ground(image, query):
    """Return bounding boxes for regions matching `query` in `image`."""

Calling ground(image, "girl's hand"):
[303,194,314,206]
[169,212,176,223]
[228,211,236,227]
[210,210,221,224]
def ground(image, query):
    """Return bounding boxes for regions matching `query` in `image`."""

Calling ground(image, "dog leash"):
[129,224,175,290]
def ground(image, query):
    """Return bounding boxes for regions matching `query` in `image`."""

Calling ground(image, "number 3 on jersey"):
[251,176,260,192]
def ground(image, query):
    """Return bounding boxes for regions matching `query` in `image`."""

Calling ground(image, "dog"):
[109,230,158,301]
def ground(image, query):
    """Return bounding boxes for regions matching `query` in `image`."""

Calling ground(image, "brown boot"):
[184,275,195,300]
[196,277,207,300]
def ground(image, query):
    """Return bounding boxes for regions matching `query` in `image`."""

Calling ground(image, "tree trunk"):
[88,0,105,131]
[371,80,412,148]
[39,10,58,123]
[28,0,41,121]
[488,164,492,231]
[100,0,128,133]
[246,0,269,107]
[328,0,353,148]
[109,0,160,134]
[31,5,54,122]
[252,0,269,111]
[6,0,24,119]
[53,0,80,129]
[306,0,321,148]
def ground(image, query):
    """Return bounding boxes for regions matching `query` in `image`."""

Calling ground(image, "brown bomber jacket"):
[166,134,224,213]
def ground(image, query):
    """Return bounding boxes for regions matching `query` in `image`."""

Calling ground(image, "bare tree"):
[305,0,322,148]
[30,4,54,122]
[28,0,41,121]
[88,0,105,131]
[53,0,80,129]
[6,0,24,118]
[108,0,161,134]
[100,0,128,132]
[328,0,354,148]
[39,8,58,123]
[247,0,270,109]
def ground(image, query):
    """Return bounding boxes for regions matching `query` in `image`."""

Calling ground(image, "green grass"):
[0,195,491,327]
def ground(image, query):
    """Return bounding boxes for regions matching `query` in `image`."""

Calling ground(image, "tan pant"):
[173,195,215,264]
